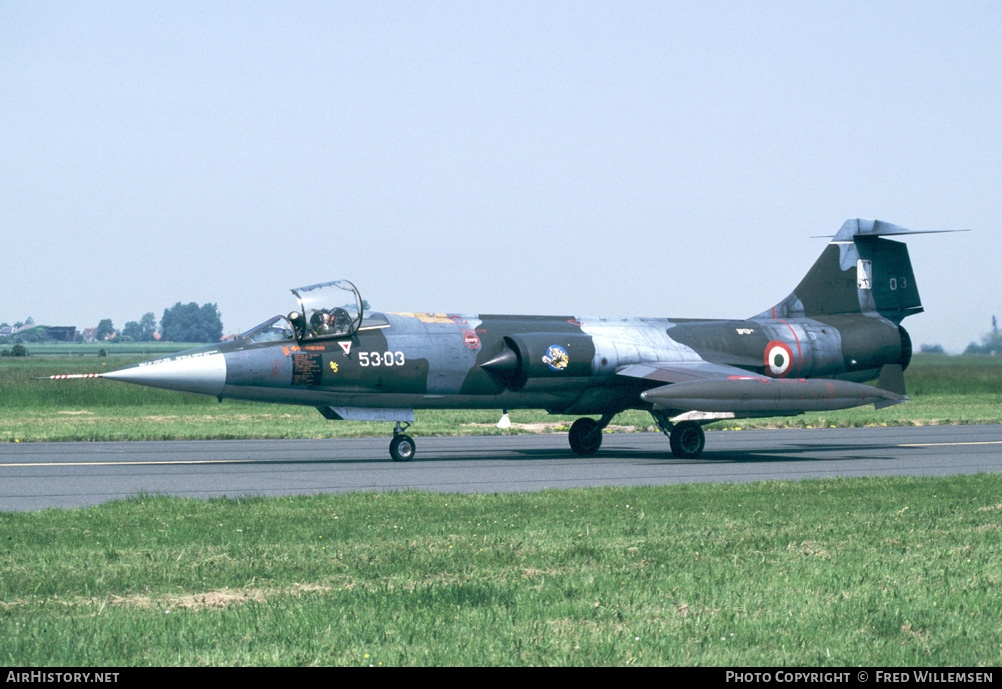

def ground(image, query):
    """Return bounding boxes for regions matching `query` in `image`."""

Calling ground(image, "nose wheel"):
[389,421,415,462]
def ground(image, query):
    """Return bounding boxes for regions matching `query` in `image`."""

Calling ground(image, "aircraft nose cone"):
[102,350,227,396]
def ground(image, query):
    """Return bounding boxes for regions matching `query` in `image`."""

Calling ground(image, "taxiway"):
[2,425,1000,511]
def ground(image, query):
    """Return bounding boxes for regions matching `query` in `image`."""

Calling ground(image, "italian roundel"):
[764,341,795,377]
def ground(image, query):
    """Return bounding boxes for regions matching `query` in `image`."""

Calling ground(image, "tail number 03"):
[358,351,406,367]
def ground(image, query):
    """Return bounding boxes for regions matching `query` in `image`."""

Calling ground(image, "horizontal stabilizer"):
[820,219,971,240]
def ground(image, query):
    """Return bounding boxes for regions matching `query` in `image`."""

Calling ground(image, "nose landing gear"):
[390,421,415,462]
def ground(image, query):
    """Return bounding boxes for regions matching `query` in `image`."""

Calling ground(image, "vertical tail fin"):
[757,219,952,324]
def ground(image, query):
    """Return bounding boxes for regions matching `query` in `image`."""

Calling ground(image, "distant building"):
[45,326,77,342]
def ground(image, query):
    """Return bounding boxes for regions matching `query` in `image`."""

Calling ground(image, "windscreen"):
[241,316,295,343]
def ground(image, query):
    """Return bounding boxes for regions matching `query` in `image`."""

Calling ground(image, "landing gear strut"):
[650,412,706,459]
[389,421,415,462]
[568,414,615,456]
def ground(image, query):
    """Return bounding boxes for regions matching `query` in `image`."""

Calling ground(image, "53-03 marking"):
[358,351,406,367]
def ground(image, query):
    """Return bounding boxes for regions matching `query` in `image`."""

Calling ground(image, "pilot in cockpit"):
[331,308,351,335]
[309,310,331,337]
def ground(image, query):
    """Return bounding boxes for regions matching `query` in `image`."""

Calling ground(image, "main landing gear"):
[568,412,706,459]
[668,420,705,459]
[568,414,615,456]
[389,421,415,462]
[651,411,706,459]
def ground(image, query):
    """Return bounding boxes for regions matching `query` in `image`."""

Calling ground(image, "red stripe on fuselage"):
[777,319,803,378]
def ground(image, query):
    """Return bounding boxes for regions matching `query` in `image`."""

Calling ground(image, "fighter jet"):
[48,219,957,461]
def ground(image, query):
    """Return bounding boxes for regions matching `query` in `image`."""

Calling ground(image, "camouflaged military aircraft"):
[49,219,956,461]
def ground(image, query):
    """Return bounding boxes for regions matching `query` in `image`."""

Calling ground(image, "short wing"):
[616,360,768,385]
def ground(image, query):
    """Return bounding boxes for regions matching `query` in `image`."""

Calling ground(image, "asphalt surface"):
[2,425,1001,511]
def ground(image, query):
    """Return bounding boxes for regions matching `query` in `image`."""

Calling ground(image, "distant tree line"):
[963,315,1002,355]
[964,333,1002,355]
[96,319,116,341]
[160,303,223,342]
[919,316,1002,356]
[121,313,157,342]
[108,303,223,342]
[2,302,225,346]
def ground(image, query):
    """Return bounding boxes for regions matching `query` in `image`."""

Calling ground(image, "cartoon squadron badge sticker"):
[543,345,570,372]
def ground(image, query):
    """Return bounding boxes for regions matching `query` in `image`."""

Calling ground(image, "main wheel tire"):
[569,417,603,456]
[669,421,705,459]
[390,434,416,462]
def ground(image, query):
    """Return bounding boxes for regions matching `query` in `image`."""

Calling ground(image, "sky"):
[2,1,999,352]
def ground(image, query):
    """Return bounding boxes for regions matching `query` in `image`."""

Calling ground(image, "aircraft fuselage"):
[111,311,909,419]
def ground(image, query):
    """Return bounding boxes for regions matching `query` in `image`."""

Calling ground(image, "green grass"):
[3,342,193,357]
[1,475,1000,666]
[2,354,1002,442]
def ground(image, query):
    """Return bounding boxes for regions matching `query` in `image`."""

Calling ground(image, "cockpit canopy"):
[291,280,364,340]
[239,280,369,344]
